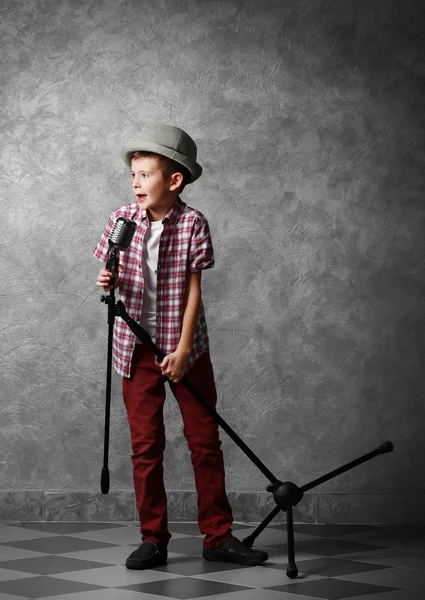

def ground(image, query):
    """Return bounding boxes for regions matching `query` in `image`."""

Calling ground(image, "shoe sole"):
[125,556,167,570]
[203,551,268,566]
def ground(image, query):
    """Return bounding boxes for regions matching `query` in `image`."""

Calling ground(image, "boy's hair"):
[130,151,191,193]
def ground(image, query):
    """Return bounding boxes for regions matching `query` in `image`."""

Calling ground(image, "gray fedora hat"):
[120,124,202,183]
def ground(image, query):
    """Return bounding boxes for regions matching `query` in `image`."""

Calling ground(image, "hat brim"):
[120,141,202,183]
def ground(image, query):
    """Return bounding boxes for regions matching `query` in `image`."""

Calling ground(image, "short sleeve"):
[92,212,116,263]
[189,217,215,272]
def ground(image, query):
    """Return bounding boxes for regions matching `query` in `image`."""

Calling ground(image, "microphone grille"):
[109,217,137,250]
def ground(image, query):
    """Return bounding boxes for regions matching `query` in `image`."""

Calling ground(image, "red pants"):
[122,344,233,548]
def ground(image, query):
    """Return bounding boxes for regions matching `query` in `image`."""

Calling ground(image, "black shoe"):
[125,541,168,570]
[203,536,268,566]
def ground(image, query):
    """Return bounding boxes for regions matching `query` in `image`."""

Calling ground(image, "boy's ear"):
[169,172,184,191]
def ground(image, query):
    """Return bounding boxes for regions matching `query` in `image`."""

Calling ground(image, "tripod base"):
[243,441,394,578]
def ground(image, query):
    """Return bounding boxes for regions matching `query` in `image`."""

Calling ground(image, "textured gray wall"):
[1,0,424,523]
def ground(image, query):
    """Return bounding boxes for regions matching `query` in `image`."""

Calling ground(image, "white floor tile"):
[50,564,183,586]
[0,525,57,543]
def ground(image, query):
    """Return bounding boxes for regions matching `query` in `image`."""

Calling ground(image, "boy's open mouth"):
[137,194,147,201]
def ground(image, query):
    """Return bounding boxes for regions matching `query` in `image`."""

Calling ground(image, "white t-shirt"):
[137,220,164,343]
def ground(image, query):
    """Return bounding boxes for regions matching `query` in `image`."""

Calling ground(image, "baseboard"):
[0,490,423,524]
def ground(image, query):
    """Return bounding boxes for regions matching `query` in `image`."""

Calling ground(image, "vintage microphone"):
[106,216,138,274]
[100,217,137,494]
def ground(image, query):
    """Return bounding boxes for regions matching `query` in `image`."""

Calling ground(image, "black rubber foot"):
[100,467,110,494]
[287,563,298,579]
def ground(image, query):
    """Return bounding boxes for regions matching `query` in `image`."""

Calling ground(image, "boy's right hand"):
[96,265,123,291]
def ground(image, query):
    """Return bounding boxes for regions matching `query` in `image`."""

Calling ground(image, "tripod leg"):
[242,505,281,547]
[301,441,394,494]
[286,504,298,579]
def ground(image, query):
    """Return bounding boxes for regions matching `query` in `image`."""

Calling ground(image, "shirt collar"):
[139,197,186,225]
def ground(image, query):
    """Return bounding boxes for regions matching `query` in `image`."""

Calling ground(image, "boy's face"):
[130,156,181,220]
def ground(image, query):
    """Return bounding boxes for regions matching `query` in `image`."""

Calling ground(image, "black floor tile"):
[293,538,390,556]
[270,578,399,599]
[6,522,127,534]
[0,575,105,598]
[288,524,382,537]
[0,554,111,575]
[386,525,425,536]
[2,535,120,554]
[357,526,425,544]
[297,557,390,577]
[120,576,251,599]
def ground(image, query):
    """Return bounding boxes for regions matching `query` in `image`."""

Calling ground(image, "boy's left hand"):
[160,350,190,383]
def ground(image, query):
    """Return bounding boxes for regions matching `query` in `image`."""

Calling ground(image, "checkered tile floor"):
[0,521,424,599]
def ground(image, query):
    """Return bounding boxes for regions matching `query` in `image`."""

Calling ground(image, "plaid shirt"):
[93,197,214,377]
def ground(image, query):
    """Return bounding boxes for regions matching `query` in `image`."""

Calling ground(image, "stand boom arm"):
[117,300,280,485]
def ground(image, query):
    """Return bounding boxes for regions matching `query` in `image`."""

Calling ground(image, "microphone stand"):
[99,246,120,495]
[100,299,394,579]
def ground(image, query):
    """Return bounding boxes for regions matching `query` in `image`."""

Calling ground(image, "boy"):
[93,124,268,569]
